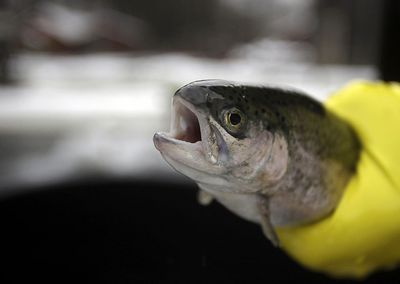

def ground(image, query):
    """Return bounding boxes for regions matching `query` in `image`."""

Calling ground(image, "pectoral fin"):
[257,195,280,247]
[197,189,214,206]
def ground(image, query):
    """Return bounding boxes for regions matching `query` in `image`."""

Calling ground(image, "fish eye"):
[223,108,246,133]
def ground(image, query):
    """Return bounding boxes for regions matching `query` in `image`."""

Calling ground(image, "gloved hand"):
[276,81,400,278]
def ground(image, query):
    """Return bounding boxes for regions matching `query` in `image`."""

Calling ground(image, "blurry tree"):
[0,0,14,83]
[379,0,400,82]
[110,0,259,56]
[315,0,382,65]
[12,0,258,56]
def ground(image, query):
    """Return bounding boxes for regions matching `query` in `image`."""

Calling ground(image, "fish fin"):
[257,196,280,247]
[197,189,214,206]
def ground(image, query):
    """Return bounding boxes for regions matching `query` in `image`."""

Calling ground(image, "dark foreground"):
[0,178,399,283]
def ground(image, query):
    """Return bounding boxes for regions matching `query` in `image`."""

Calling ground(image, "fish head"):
[154,80,288,194]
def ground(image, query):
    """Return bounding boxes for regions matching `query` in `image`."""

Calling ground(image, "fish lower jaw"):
[153,132,203,151]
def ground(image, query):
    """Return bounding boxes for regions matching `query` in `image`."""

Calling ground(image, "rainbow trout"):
[153,80,360,246]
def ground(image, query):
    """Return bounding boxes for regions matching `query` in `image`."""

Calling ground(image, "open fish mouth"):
[153,93,230,183]
[154,94,228,169]
[170,97,203,144]
[154,96,206,152]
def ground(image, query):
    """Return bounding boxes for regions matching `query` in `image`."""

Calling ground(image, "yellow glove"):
[276,81,400,278]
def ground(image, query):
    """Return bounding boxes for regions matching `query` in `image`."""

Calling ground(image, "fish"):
[153,80,360,246]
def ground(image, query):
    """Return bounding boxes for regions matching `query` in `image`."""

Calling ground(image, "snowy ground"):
[0,39,376,195]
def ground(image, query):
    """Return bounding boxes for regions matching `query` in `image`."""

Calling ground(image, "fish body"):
[153,80,360,245]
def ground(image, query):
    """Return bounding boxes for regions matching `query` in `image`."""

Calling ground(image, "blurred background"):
[1,0,399,282]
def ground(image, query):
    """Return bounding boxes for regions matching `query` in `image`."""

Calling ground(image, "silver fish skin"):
[153,80,360,246]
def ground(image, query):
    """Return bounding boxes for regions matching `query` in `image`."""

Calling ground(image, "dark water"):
[0,179,398,283]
